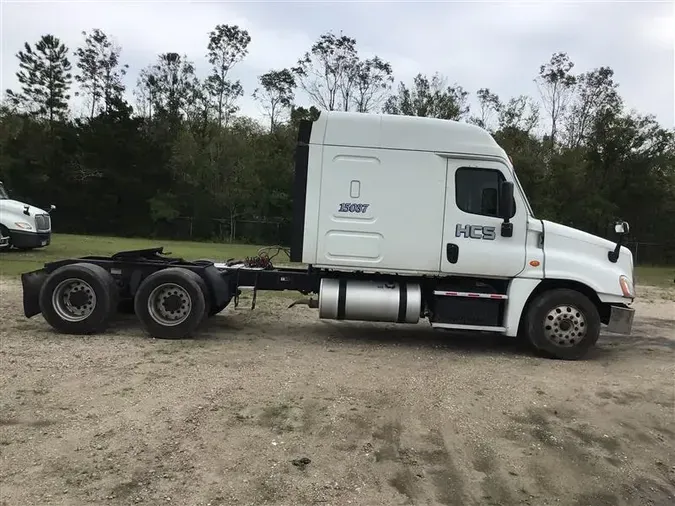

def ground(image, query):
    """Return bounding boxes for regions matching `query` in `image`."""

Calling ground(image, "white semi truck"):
[20,111,635,359]
[0,181,55,250]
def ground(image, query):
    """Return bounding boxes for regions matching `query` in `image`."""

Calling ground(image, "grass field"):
[0,233,673,288]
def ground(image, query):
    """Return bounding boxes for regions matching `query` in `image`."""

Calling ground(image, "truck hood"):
[0,199,49,216]
[542,220,617,250]
[542,219,634,301]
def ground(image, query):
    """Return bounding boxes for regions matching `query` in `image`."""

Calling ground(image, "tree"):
[292,31,393,113]
[383,72,469,120]
[534,51,576,147]
[136,53,198,123]
[497,95,540,135]
[469,88,501,130]
[563,66,621,149]
[205,24,251,127]
[5,34,72,123]
[351,56,394,113]
[74,29,128,118]
[253,69,296,131]
[292,31,359,112]
[289,105,321,128]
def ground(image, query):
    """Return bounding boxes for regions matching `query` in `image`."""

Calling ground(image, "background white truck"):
[20,111,636,360]
[0,181,55,250]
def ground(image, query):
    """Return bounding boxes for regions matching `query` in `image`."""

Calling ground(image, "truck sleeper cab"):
[19,111,635,361]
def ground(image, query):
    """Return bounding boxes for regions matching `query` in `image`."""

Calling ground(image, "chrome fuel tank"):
[318,278,421,324]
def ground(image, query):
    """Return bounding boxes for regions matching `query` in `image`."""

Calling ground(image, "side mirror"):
[499,181,515,238]
[608,220,630,263]
[49,204,56,214]
[614,221,629,235]
[499,181,514,220]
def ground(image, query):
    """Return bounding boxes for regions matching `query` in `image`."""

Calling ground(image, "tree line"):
[1,26,673,263]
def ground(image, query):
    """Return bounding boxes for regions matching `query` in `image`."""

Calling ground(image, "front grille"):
[35,214,51,231]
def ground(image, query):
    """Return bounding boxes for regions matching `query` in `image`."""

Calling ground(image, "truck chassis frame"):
[21,246,462,335]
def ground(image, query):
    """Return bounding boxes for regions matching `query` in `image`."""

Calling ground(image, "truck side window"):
[455,167,515,218]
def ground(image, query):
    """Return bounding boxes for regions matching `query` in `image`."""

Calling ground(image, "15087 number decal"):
[338,203,370,213]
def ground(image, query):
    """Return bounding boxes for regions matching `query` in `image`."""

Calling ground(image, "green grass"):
[635,265,675,289]
[0,233,267,278]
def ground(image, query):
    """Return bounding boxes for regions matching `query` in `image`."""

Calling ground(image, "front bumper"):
[10,230,51,249]
[606,304,635,335]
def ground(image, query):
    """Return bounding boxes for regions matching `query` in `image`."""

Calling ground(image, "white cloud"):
[1,0,672,127]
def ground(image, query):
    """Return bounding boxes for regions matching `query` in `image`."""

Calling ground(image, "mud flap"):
[606,304,635,335]
[21,269,48,318]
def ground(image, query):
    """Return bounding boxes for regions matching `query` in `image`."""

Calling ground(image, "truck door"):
[440,159,527,277]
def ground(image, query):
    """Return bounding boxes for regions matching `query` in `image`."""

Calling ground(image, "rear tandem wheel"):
[38,262,119,334]
[133,267,209,339]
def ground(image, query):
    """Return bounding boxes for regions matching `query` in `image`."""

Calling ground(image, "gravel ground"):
[1,278,674,506]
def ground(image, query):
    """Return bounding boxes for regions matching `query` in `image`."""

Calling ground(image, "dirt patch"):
[1,277,674,505]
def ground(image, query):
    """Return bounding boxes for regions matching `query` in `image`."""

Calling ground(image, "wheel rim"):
[147,283,192,326]
[544,304,587,347]
[52,278,97,322]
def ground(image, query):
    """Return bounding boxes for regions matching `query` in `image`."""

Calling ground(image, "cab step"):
[433,290,508,300]
[431,323,506,332]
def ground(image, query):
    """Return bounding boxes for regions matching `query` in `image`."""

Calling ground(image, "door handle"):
[446,243,459,264]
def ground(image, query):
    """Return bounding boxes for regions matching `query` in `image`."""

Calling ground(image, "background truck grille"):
[35,214,51,231]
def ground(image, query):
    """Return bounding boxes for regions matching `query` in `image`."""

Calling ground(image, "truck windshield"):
[0,185,8,199]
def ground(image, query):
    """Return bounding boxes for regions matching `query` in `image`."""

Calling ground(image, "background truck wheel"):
[0,225,11,250]
[524,288,601,360]
[134,267,207,339]
[38,262,118,334]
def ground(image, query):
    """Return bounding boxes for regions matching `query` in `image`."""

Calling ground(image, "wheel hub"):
[68,289,89,308]
[544,305,587,347]
[52,278,97,322]
[162,294,183,313]
[148,283,192,326]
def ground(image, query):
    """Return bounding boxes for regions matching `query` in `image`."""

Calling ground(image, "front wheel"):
[524,288,601,360]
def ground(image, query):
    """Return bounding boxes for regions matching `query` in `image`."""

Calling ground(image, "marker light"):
[619,275,634,298]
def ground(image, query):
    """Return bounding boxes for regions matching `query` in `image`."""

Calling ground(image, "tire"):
[524,288,601,360]
[38,262,118,334]
[134,267,207,339]
[0,225,11,251]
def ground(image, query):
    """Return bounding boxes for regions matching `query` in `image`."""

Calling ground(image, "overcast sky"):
[1,0,673,128]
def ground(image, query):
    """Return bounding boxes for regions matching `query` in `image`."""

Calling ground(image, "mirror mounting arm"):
[608,239,623,263]
[501,219,513,238]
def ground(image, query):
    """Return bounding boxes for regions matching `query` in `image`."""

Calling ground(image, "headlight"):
[619,275,634,298]
[14,222,33,230]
